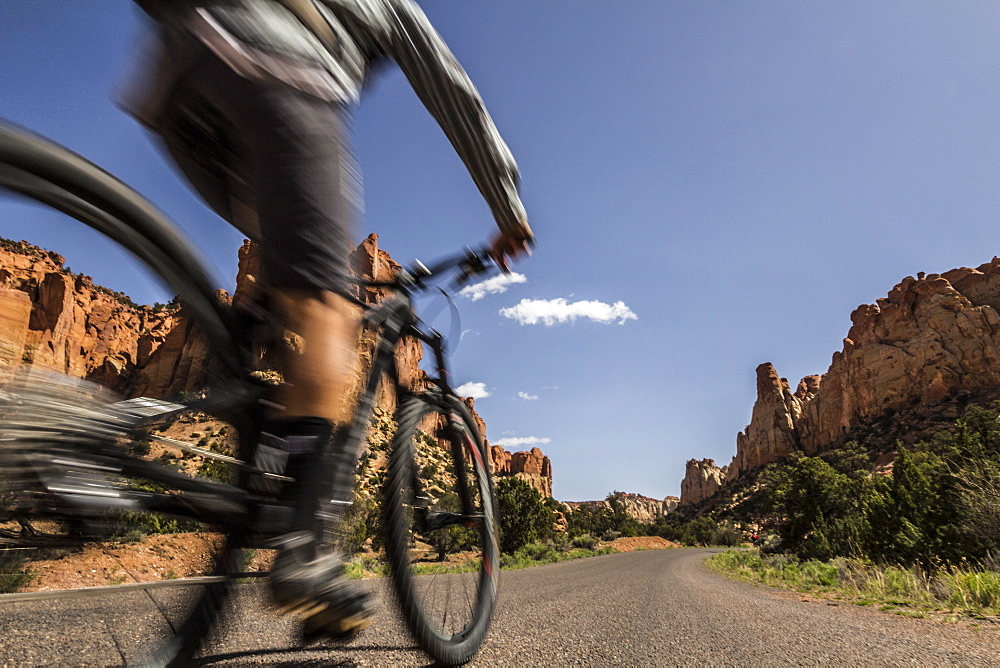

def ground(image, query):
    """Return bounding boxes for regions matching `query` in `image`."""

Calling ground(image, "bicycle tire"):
[383,390,499,666]
[0,123,248,667]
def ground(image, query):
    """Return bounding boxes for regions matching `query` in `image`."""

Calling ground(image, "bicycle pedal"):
[300,610,371,644]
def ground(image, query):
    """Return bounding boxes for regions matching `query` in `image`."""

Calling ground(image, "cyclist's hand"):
[488,228,533,273]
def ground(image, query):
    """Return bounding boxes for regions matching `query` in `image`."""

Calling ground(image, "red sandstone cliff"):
[490,445,554,497]
[680,258,1000,506]
[0,240,188,393]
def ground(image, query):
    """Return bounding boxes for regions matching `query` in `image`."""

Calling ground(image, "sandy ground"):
[21,532,274,592]
[606,535,681,552]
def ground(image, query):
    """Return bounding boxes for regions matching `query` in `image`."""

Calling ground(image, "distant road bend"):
[1,548,998,665]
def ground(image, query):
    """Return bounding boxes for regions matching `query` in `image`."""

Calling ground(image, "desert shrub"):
[111,511,199,542]
[711,521,743,547]
[496,476,554,554]
[677,517,721,546]
[546,532,573,553]
[0,551,35,593]
[197,457,233,483]
[762,404,1000,567]
[340,491,380,557]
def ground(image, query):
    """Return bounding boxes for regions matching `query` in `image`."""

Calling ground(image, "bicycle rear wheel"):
[0,123,250,667]
[383,390,499,666]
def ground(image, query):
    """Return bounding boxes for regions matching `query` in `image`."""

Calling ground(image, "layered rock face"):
[565,492,679,522]
[679,459,727,506]
[0,240,188,392]
[729,363,801,480]
[0,236,554,495]
[490,445,553,497]
[680,258,1000,506]
[613,492,678,522]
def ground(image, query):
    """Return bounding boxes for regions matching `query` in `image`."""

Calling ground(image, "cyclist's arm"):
[367,0,533,243]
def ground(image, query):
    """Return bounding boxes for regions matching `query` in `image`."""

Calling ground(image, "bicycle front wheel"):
[383,391,499,666]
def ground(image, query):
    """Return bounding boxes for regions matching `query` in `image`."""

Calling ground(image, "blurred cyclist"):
[122,0,533,638]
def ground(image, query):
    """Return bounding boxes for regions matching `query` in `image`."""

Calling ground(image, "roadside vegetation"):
[699,402,1000,621]
[710,550,1000,621]
[0,552,35,594]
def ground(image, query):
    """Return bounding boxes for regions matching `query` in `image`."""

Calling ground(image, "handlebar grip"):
[451,247,494,289]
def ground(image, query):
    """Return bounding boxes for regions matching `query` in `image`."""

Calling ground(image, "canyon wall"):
[681,258,1000,506]
[0,239,191,392]
[0,236,553,496]
[566,492,679,523]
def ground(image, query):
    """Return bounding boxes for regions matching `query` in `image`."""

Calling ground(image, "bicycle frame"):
[1,242,489,547]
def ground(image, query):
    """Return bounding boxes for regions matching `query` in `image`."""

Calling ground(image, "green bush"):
[111,511,199,542]
[761,404,1000,567]
[0,551,35,593]
[197,457,233,483]
[496,477,554,554]
[711,521,743,547]
[340,490,380,557]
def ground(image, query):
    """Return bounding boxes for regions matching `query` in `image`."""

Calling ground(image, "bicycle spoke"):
[384,392,498,664]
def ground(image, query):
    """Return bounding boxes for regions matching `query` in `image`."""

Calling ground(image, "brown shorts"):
[156,45,358,293]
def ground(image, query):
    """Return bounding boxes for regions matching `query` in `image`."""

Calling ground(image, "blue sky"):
[1,2,997,501]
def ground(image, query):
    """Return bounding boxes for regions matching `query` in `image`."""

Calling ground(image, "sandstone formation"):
[565,492,679,522]
[0,240,183,392]
[0,236,554,496]
[729,363,801,480]
[679,459,727,506]
[680,258,1000,506]
[490,445,553,497]
[0,288,31,373]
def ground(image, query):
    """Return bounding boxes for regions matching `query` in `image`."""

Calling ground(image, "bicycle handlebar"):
[407,246,494,289]
[347,245,495,292]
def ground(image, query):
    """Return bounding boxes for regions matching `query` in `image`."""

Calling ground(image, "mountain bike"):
[0,121,499,667]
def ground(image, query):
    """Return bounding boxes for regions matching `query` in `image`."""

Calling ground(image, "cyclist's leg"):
[156,48,373,634]
[246,100,373,634]
[269,289,359,426]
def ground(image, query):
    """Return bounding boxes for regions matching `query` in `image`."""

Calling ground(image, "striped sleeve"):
[375,0,531,239]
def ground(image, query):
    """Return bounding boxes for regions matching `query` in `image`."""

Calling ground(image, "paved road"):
[2,548,999,665]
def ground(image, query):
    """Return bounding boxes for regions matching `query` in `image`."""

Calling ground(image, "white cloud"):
[459,272,527,301]
[454,381,490,399]
[494,436,551,448]
[517,392,538,400]
[499,298,638,326]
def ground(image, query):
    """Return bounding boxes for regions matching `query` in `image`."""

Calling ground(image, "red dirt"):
[22,532,274,592]
[607,536,680,552]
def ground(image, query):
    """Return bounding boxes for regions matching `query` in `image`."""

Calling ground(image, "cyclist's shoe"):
[269,532,376,639]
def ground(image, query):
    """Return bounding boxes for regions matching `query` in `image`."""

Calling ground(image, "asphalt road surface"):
[2,548,998,666]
